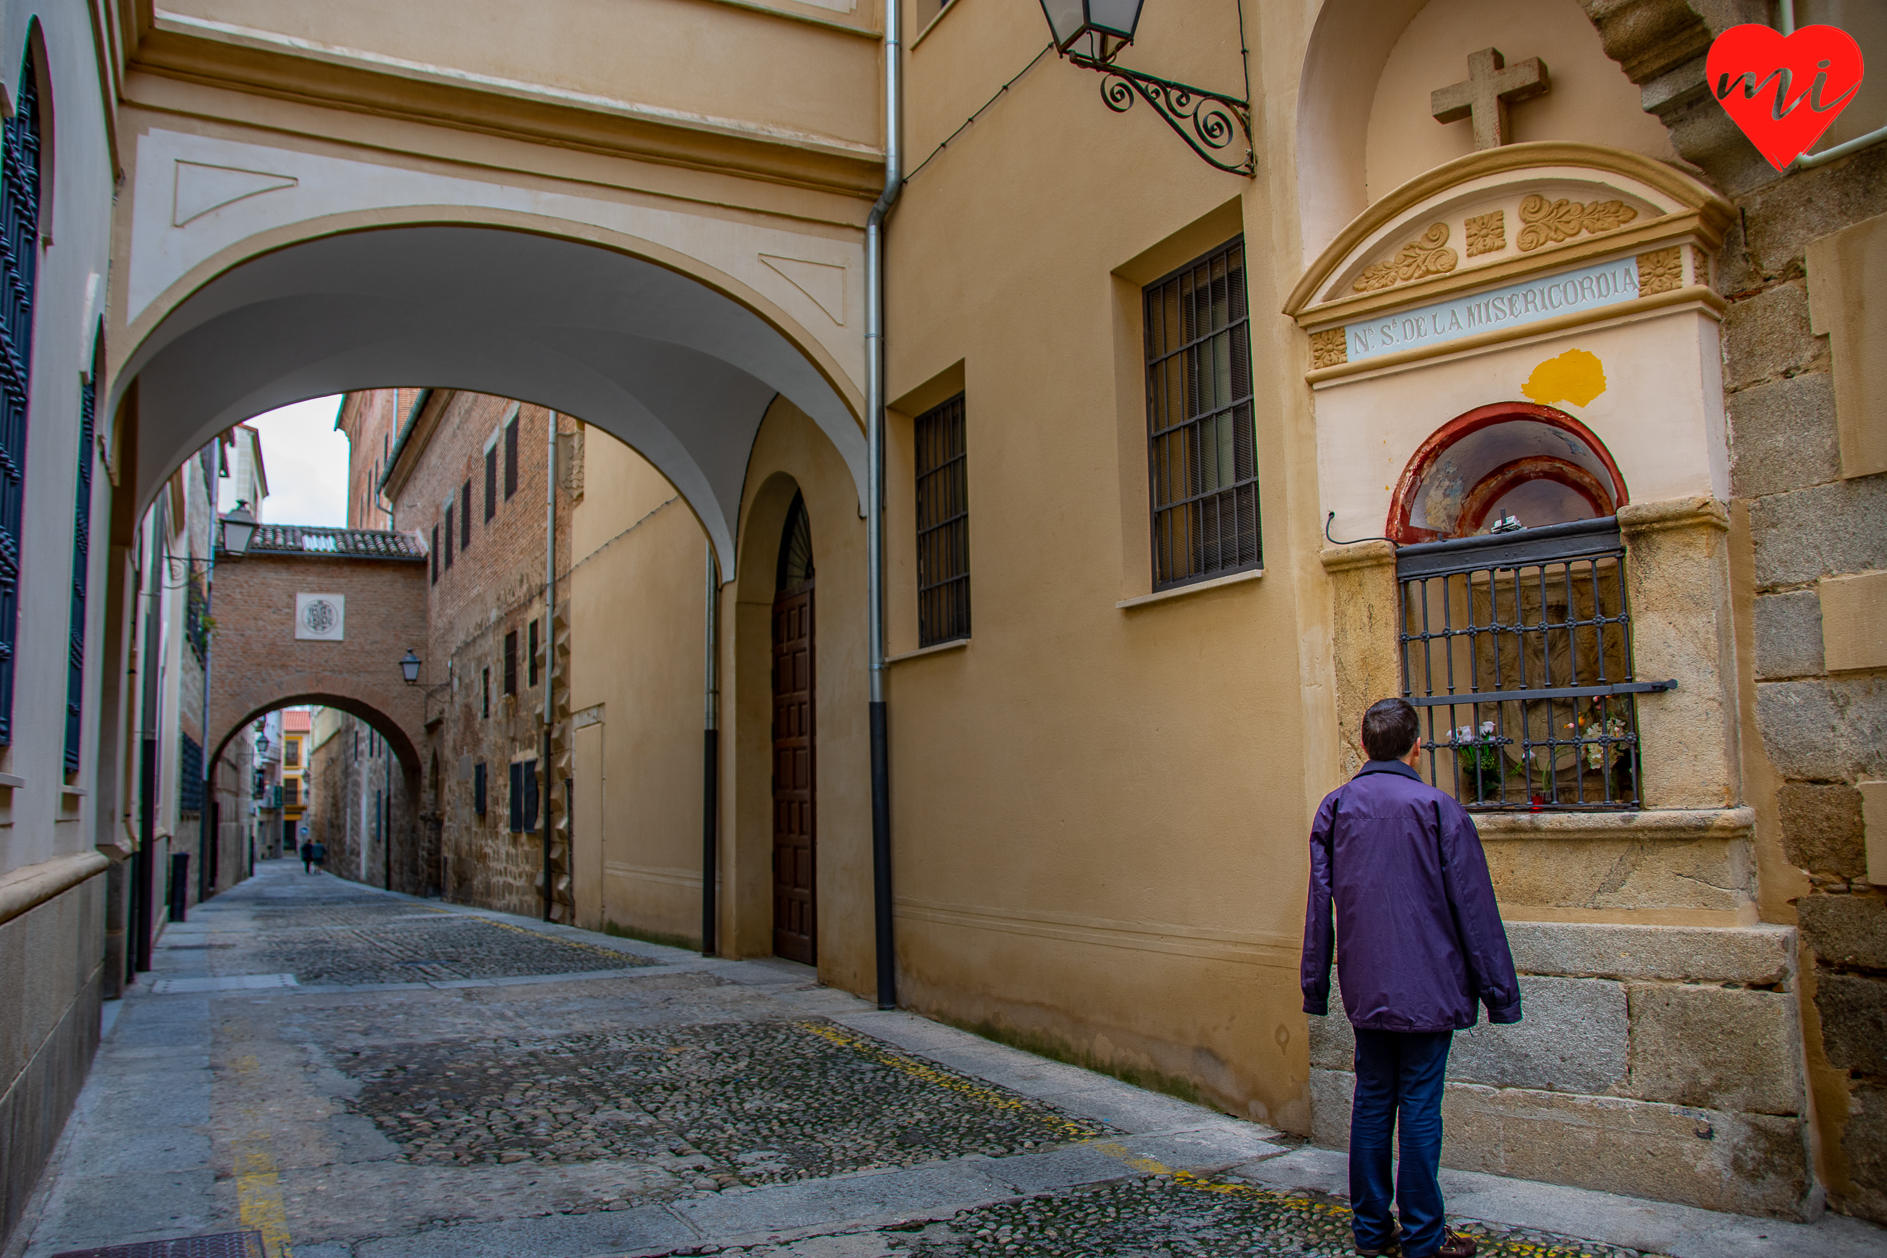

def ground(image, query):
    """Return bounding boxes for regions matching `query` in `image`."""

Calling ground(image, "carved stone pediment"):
[1285,143,1732,378]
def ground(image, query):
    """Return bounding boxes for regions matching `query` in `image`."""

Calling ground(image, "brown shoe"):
[1434,1231,1477,1258]
[1355,1226,1401,1256]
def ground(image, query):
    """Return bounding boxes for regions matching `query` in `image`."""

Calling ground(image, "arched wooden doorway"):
[771,491,817,963]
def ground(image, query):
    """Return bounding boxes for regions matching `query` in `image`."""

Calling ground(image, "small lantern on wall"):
[1038,0,1145,63]
[219,502,257,556]
[399,649,422,686]
[1036,0,1254,176]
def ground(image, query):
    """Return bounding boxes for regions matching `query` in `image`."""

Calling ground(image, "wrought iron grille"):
[66,366,95,772]
[1144,239,1259,589]
[0,60,40,744]
[915,393,969,646]
[179,734,203,814]
[1396,517,1672,811]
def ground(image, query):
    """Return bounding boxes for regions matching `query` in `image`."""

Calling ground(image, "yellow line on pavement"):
[231,1056,293,1257]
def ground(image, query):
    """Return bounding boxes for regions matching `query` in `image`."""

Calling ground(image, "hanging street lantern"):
[219,501,258,556]
[1038,0,1145,63]
[1037,0,1254,176]
[399,649,423,685]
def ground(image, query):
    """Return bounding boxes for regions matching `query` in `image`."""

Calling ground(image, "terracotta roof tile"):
[245,525,427,561]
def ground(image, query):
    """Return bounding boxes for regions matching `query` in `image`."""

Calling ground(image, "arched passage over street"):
[204,525,430,776]
[113,222,869,571]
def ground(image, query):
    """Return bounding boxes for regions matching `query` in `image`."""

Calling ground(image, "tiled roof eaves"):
[244,524,428,562]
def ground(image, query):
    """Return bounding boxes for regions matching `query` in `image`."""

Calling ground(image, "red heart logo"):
[1708,24,1865,171]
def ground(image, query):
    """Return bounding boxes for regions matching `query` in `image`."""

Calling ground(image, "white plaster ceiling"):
[115,225,867,569]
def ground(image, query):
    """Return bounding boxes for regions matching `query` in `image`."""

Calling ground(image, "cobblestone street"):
[11,863,1879,1258]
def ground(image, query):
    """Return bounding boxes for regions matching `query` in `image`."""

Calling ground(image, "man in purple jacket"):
[1302,697,1521,1258]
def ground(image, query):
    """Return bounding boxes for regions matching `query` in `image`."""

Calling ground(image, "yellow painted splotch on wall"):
[1522,348,1607,407]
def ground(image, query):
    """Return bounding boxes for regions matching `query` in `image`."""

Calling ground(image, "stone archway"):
[110,217,868,573]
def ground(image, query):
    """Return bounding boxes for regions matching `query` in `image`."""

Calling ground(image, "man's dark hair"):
[1362,697,1420,761]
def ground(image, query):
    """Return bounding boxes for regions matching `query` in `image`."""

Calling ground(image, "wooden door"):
[771,584,816,963]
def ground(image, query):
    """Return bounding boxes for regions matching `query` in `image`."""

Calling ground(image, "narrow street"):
[11,864,1878,1258]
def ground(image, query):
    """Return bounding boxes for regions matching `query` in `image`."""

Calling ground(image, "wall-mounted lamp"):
[219,501,258,557]
[400,649,451,698]
[1038,0,1253,175]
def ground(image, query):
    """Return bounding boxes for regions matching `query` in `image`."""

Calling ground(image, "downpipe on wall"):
[866,0,902,1012]
[703,543,719,956]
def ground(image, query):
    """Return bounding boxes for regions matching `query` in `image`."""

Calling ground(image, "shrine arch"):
[1386,401,1627,544]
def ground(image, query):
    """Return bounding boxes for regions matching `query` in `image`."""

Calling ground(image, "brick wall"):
[206,552,428,769]
[371,390,577,918]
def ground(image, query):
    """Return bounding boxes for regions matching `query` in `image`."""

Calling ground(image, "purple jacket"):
[1301,760,1521,1032]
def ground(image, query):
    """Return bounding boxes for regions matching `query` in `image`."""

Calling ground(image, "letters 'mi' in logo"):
[1707,23,1865,170]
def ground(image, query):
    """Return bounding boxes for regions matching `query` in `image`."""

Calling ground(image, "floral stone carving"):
[1636,246,1683,295]
[1353,223,1458,293]
[1309,329,1348,369]
[1516,194,1638,251]
[1465,210,1505,256]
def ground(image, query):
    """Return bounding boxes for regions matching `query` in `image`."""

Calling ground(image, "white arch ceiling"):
[114,225,867,569]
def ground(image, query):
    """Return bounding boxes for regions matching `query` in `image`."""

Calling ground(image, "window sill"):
[885,638,969,665]
[1116,568,1263,610]
[0,773,25,789]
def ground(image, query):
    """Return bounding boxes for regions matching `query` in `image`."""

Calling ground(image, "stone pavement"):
[8,861,1883,1258]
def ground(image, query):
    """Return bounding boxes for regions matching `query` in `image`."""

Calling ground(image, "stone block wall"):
[1574,0,1887,1220]
[1718,150,1887,1222]
[0,869,105,1248]
[1309,920,1809,1217]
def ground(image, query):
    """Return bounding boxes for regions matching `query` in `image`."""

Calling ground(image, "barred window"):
[528,618,539,687]
[503,630,518,695]
[1144,239,1259,589]
[473,762,488,816]
[0,58,41,743]
[444,504,454,568]
[460,480,472,548]
[66,357,97,772]
[282,777,299,808]
[915,393,969,647]
[508,759,539,832]
[1398,518,1672,811]
[505,415,519,499]
[484,446,498,521]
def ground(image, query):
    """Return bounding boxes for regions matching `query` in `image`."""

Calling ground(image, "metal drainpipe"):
[702,543,719,955]
[543,410,557,922]
[866,0,903,1012]
[1777,1,1886,169]
[198,484,216,906]
[134,506,165,972]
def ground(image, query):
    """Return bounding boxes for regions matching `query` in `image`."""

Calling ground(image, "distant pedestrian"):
[310,842,327,871]
[300,840,314,873]
[1301,697,1521,1258]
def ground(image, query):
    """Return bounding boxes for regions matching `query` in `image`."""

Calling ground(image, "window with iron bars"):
[1143,239,1260,590]
[914,393,969,647]
[1397,517,1673,811]
[0,58,41,745]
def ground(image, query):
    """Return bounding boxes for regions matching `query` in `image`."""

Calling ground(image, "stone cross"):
[1431,48,1550,150]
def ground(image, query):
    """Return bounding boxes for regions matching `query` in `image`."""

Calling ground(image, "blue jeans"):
[1349,1028,1453,1256]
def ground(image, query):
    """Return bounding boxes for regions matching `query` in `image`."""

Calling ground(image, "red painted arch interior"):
[1386,402,1629,544]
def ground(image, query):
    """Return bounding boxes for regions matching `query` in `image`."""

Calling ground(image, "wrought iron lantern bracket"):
[1063,50,1254,176]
